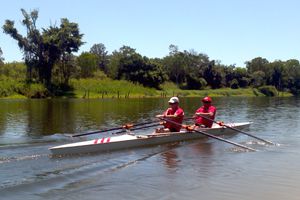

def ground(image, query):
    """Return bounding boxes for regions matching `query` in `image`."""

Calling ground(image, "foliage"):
[162,51,186,85]
[92,70,108,80]
[258,86,278,97]
[77,52,98,78]
[0,77,18,97]
[230,79,239,89]
[70,78,157,98]
[106,46,166,89]
[52,54,78,87]
[17,83,49,98]
[0,76,48,98]
[251,71,266,87]
[246,57,269,74]
[3,9,300,97]
[3,9,83,88]
[0,62,26,80]
[90,43,109,72]
[0,47,4,65]
[186,74,207,89]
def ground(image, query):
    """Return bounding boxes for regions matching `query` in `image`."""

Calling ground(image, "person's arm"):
[156,109,180,118]
[156,113,177,118]
[156,109,169,118]
[195,111,214,117]
[194,106,216,118]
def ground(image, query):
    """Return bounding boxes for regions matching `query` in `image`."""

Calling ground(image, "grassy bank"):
[67,80,293,98]
[0,78,293,99]
[160,82,292,97]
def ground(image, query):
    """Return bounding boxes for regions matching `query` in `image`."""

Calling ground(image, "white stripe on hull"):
[49,122,251,155]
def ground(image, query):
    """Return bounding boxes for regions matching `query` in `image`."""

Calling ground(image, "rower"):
[155,97,184,133]
[193,96,217,128]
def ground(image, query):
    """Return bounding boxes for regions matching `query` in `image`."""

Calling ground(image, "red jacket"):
[164,107,184,131]
[195,105,216,128]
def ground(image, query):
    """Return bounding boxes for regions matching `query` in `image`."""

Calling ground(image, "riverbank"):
[0,79,293,99]
[70,88,292,99]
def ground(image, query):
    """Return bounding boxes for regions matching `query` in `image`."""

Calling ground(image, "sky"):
[1,0,300,67]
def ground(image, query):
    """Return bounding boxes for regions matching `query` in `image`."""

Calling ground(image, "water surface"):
[0,97,299,200]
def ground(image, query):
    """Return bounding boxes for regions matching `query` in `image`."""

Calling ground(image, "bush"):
[18,83,49,98]
[258,86,278,96]
[0,77,18,97]
[230,79,239,89]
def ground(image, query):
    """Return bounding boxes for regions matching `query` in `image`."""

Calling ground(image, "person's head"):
[168,96,179,108]
[202,96,212,107]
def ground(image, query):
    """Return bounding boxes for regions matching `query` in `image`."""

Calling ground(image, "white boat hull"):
[49,122,251,155]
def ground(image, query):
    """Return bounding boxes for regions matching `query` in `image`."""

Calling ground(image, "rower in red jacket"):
[156,97,184,132]
[194,96,216,128]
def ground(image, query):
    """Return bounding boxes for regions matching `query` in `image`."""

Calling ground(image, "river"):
[0,97,299,200]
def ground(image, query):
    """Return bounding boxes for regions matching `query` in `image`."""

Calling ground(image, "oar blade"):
[191,129,256,152]
[199,115,275,145]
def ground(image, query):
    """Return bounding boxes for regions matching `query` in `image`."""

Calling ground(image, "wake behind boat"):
[49,122,251,155]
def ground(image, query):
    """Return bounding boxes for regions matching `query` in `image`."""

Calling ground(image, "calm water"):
[1,97,300,200]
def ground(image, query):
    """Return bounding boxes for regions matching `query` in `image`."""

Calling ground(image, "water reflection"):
[161,145,180,169]
[0,98,166,139]
[191,139,214,155]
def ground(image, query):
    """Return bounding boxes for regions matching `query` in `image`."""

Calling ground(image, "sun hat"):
[168,97,179,104]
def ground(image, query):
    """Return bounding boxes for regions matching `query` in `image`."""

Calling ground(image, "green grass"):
[69,78,158,98]
[0,78,293,99]
[160,82,269,97]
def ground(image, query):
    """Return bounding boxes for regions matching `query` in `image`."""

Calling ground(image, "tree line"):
[1,9,300,95]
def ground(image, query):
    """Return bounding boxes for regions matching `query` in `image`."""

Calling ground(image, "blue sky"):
[1,0,300,67]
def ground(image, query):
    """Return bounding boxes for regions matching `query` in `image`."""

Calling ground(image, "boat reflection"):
[160,143,181,169]
[161,149,179,169]
[160,139,215,171]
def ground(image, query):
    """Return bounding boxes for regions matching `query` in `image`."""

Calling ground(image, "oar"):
[195,115,275,145]
[113,118,195,135]
[158,117,256,152]
[113,123,162,134]
[72,120,159,137]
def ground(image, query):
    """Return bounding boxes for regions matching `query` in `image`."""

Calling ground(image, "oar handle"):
[72,126,124,137]
[113,123,162,134]
[72,120,160,137]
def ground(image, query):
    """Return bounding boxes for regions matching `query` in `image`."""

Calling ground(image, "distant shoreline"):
[1,87,293,99]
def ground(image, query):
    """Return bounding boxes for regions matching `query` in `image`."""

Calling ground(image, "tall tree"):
[246,57,269,74]
[43,18,83,86]
[3,9,41,82]
[3,9,83,88]
[90,43,109,72]
[106,50,122,79]
[106,46,166,88]
[163,52,186,86]
[184,51,210,89]
[77,52,98,78]
[269,61,285,90]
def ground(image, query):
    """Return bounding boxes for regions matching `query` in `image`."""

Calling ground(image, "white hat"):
[168,97,179,104]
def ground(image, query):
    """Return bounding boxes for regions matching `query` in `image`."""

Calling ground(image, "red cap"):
[202,96,212,103]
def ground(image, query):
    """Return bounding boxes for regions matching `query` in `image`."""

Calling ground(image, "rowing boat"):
[49,122,251,155]
[50,122,251,155]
